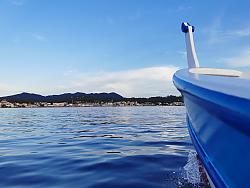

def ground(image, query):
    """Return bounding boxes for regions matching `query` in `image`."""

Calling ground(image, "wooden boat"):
[173,22,250,188]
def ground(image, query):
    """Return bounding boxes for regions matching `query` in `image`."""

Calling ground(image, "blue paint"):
[173,69,250,187]
[181,22,195,33]
[187,117,226,188]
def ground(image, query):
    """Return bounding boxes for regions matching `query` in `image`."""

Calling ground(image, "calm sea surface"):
[0,106,206,188]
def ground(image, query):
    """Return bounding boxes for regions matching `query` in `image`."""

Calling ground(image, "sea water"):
[0,106,209,187]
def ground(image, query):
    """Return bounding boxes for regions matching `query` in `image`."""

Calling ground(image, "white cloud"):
[205,18,250,44]
[222,49,250,67]
[66,66,179,97]
[229,27,250,37]
[177,50,187,59]
[177,5,192,12]
[106,16,114,25]
[9,0,26,6]
[205,17,226,45]
[0,66,180,97]
[31,33,47,42]
[128,8,142,21]
[0,83,20,96]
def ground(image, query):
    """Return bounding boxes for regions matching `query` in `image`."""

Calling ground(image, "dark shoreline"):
[0,102,184,108]
[0,92,183,108]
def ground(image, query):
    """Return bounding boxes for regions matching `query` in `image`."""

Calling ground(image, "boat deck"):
[174,68,250,100]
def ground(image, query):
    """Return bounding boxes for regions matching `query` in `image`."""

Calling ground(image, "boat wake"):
[184,151,201,184]
[180,151,211,188]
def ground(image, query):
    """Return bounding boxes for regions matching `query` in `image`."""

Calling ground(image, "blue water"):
[0,106,205,187]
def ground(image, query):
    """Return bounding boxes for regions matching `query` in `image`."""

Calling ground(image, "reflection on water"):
[0,106,208,187]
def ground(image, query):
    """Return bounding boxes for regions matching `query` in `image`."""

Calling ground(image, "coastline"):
[0,101,184,108]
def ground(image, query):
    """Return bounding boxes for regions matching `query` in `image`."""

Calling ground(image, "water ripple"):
[0,106,208,187]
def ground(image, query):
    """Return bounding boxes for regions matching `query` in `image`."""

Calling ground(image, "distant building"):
[53,102,66,107]
[0,100,14,108]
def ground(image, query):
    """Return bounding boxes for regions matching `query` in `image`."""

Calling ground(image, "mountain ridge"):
[0,92,124,103]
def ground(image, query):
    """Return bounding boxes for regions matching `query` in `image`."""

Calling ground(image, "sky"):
[1,0,250,97]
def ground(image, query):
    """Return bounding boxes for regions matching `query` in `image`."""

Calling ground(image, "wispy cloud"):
[64,66,179,97]
[0,83,20,96]
[229,27,250,37]
[222,49,250,67]
[105,16,115,25]
[128,8,142,21]
[177,5,192,12]
[31,33,47,42]
[205,17,250,44]
[177,50,187,59]
[63,69,78,76]
[205,17,226,44]
[9,0,26,6]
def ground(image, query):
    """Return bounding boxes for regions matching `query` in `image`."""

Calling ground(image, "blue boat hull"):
[173,69,250,188]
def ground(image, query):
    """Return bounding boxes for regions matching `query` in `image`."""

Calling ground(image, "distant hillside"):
[0,92,183,105]
[0,92,124,103]
[125,96,183,105]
